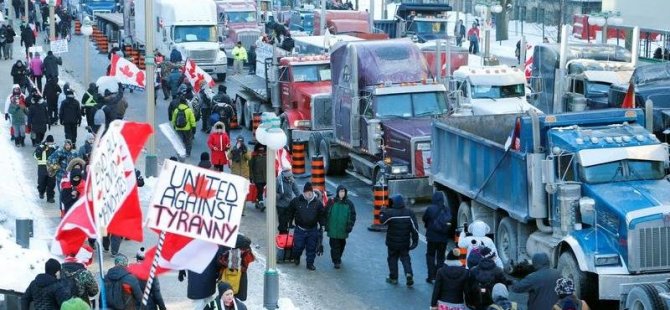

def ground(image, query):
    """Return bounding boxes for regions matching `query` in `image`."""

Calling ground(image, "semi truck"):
[314,39,448,201]
[214,0,262,57]
[128,0,227,81]
[312,10,387,40]
[431,109,670,304]
[374,3,451,43]
[69,0,120,21]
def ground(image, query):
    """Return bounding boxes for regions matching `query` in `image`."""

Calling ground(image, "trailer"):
[94,12,123,48]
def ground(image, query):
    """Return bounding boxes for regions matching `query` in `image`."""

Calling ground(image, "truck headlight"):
[216,50,227,61]
[594,254,620,266]
[391,165,409,174]
[293,120,311,128]
[416,142,431,151]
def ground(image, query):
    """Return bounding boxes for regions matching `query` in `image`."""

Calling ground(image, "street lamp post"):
[256,113,287,310]
[588,11,623,44]
[144,0,158,177]
[81,17,93,87]
[48,0,55,42]
[475,0,503,61]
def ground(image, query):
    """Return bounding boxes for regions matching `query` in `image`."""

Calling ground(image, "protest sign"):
[146,160,250,247]
[50,39,69,54]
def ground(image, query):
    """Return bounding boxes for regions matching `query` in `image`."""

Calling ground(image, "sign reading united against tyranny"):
[146,160,249,248]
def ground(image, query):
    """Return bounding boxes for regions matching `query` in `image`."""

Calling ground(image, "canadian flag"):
[621,81,635,109]
[183,58,215,93]
[274,147,292,177]
[524,44,534,80]
[109,53,146,89]
[52,178,97,256]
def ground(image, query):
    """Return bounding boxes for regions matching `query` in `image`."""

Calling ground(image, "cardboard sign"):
[146,160,250,247]
[90,123,135,228]
[50,39,69,54]
[158,122,186,157]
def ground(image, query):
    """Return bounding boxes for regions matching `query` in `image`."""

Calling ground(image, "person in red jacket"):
[207,121,230,172]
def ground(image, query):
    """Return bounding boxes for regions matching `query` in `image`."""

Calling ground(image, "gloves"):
[4,113,8,121]
[178,270,186,282]
[316,244,323,256]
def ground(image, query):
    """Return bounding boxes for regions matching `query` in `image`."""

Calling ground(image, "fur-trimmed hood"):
[66,157,86,172]
[212,121,226,133]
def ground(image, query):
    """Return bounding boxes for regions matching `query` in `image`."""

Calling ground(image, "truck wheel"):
[319,138,332,173]
[216,73,226,82]
[558,252,597,303]
[626,284,667,310]
[308,132,323,158]
[457,202,472,230]
[496,217,518,272]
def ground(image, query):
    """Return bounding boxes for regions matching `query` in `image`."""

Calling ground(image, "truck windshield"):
[173,26,217,43]
[580,159,665,184]
[227,11,257,23]
[412,21,447,34]
[292,65,331,82]
[375,91,448,118]
[472,84,525,99]
[586,82,611,95]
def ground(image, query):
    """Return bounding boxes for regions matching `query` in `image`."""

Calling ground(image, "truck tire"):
[496,217,518,272]
[457,201,472,230]
[217,73,226,82]
[625,284,667,310]
[557,251,597,303]
[308,132,323,158]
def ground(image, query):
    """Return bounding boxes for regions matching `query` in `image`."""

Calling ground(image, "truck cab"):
[390,3,452,42]
[78,0,120,21]
[452,65,540,115]
[215,0,262,55]
[563,59,633,111]
[288,6,315,34]
[313,10,388,40]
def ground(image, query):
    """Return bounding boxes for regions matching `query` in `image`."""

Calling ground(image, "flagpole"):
[141,231,167,307]
[96,238,107,309]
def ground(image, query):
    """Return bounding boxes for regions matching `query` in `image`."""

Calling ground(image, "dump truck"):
[431,109,670,304]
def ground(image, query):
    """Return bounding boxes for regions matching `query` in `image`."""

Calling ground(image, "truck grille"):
[188,50,217,63]
[629,222,670,273]
[311,95,332,130]
[238,31,261,49]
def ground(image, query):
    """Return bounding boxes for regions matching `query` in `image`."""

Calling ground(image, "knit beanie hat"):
[201,152,210,161]
[217,281,233,296]
[45,135,55,143]
[45,258,61,276]
[303,182,313,192]
[60,297,90,310]
[446,248,461,262]
[114,254,129,267]
[555,277,575,295]
[491,283,509,300]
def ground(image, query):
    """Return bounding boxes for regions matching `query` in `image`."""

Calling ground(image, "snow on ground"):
[0,123,53,293]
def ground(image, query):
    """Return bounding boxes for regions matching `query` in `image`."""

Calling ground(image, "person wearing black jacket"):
[60,168,83,215]
[11,60,28,87]
[20,24,35,58]
[80,83,99,128]
[22,259,72,310]
[28,94,49,145]
[422,191,452,283]
[465,249,511,310]
[43,51,62,80]
[287,182,326,270]
[510,252,561,310]
[59,88,81,144]
[43,77,61,125]
[34,135,57,201]
[212,85,233,133]
[104,255,143,309]
[381,194,419,286]
[3,24,16,60]
[431,248,468,309]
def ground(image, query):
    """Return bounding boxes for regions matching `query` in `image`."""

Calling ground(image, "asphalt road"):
[3,29,535,309]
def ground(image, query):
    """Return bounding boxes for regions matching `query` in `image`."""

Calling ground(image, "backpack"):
[429,207,451,234]
[555,296,582,310]
[104,275,129,310]
[191,99,202,121]
[175,107,188,128]
[61,269,82,298]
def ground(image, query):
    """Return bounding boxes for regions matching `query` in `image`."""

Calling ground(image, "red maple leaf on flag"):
[135,70,145,88]
[184,175,216,199]
[187,61,197,79]
[120,65,134,78]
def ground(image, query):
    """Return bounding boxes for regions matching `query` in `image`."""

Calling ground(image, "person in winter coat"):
[552,278,590,310]
[59,88,81,144]
[198,152,213,169]
[104,255,143,310]
[8,93,28,146]
[465,251,510,310]
[29,52,43,90]
[211,85,234,134]
[102,92,128,129]
[11,59,28,87]
[61,256,99,306]
[178,245,226,309]
[454,19,466,47]
[459,220,503,269]
[381,194,419,286]
[468,23,480,54]
[28,94,49,145]
[277,163,300,232]
[510,252,561,310]
[287,182,326,270]
[249,142,267,210]
[199,81,214,132]
[207,121,230,171]
[167,67,183,99]
[487,284,518,310]
[171,98,196,157]
[20,24,35,57]
[22,259,72,310]
[4,24,16,59]
[77,132,95,163]
[204,282,248,310]
[0,25,6,60]
[169,47,182,63]
[80,83,99,128]
[168,83,192,122]
[431,249,468,310]
[47,139,76,190]
[35,134,57,202]
[60,168,83,215]
[42,51,62,80]
[217,234,255,301]
[43,77,61,125]
[325,185,356,269]
[136,277,167,310]
[232,41,247,75]
[227,135,251,178]
[422,191,453,283]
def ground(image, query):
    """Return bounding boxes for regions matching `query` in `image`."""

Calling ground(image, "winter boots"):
[14,136,25,147]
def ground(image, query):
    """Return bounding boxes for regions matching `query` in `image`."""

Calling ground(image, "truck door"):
[279,66,291,109]
[334,85,352,143]
[360,95,373,149]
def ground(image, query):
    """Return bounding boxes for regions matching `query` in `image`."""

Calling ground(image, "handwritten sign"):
[90,123,134,228]
[146,160,249,247]
[50,39,69,54]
